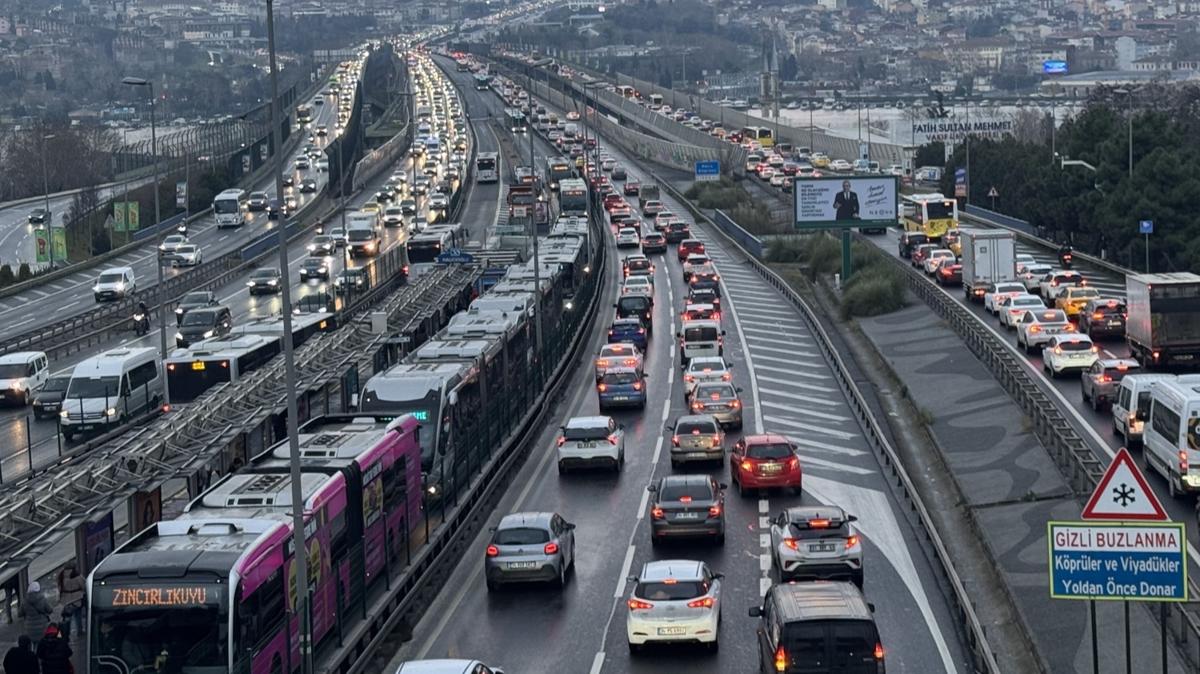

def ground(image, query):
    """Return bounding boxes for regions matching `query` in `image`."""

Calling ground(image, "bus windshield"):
[167,362,232,404]
[407,241,443,264]
[91,586,227,674]
[477,157,496,172]
[213,199,241,214]
[925,201,954,220]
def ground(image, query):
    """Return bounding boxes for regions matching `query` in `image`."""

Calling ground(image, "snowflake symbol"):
[1112,483,1136,508]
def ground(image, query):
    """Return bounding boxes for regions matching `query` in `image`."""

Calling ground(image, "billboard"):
[793,176,898,230]
[1043,60,1068,74]
[911,116,1014,145]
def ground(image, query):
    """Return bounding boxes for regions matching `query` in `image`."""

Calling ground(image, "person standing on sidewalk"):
[3,635,40,674]
[21,583,52,646]
[55,567,84,641]
[35,626,71,674]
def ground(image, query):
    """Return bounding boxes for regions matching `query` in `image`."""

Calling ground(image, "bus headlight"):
[105,407,118,417]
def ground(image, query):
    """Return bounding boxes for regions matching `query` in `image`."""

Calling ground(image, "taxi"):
[1055,286,1102,320]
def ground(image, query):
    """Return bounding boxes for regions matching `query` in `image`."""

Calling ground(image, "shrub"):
[17,263,32,281]
[841,261,907,318]
[0,265,13,286]
[765,236,806,263]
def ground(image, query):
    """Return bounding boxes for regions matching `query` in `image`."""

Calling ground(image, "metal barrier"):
[962,204,1133,278]
[711,209,765,259]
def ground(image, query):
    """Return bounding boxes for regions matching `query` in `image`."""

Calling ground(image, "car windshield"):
[181,312,216,327]
[98,273,124,284]
[602,371,640,385]
[66,376,120,399]
[493,527,550,545]
[0,364,28,378]
[677,420,717,435]
[635,580,707,601]
[176,246,196,254]
[1105,367,1134,381]
[252,270,277,279]
[1057,340,1093,352]
[42,377,70,392]
[1034,311,1066,323]
[747,443,792,460]
[181,293,209,304]
[684,326,718,341]
[1095,303,1126,316]
[696,384,734,398]
[1013,298,1042,308]
[659,480,714,501]
[788,521,852,540]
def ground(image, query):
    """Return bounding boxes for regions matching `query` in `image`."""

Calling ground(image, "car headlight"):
[10,380,24,391]
[60,409,69,419]
[105,407,118,417]
[115,282,124,290]
[247,281,255,287]
[203,330,215,338]
[318,266,327,274]
[269,279,279,285]
[178,330,189,340]
[93,285,101,293]
[175,307,184,314]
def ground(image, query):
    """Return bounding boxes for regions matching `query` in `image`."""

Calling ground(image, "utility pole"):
[39,133,55,269]
[121,76,167,360]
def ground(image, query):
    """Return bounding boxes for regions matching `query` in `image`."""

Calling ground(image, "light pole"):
[39,133,55,269]
[122,76,168,360]
[1113,87,1135,178]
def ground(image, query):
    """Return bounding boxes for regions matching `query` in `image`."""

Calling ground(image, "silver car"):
[682,357,732,401]
[484,511,576,591]
[688,382,743,429]
[669,414,725,468]
[769,505,863,587]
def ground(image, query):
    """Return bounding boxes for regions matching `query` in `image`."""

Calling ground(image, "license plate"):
[611,396,628,401]
[809,543,836,553]
[658,627,687,636]
[576,441,596,448]
[1107,321,1122,327]
[759,463,782,474]
[507,562,537,570]
[687,452,710,458]
[675,512,701,520]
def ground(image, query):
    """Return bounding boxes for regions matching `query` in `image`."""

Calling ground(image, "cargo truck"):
[959,230,1016,302]
[1126,272,1200,369]
[638,183,661,210]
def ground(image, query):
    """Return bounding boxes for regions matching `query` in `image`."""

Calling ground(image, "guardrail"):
[657,174,1000,672]
[962,205,1134,278]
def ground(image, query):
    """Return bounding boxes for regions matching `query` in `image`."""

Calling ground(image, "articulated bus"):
[406,222,468,275]
[165,334,282,405]
[506,107,527,133]
[545,156,574,191]
[741,125,774,148]
[86,414,423,674]
[476,152,499,183]
[901,192,959,242]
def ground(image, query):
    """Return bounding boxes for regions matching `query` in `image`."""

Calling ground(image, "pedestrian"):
[21,583,53,646]
[55,567,84,641]
[35,625,71,674]
[2,635,39,674]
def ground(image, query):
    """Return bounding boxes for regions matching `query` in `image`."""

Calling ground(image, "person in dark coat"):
[3,635,39,674]
[22,583,53,646]
[35,625,71,674]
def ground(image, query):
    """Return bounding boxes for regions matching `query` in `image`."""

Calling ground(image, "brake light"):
[651,507,664,519]
[845,534,860,551]
[684,374,694,382]
[557,436,566,447]
[1010,309,1023,315]
[596,358,608,368]
[1180,450,1188,472]
[1030,325,1041,333]
[1065,324,1076,332]
[672,436,680,446]
[783,538,799,550]
[632,382,642,391]
[1054,347,1063,355]
[680,495,693,503]
[638,328,645,334]
[809,518,831,528]
[598,383,607,392]
[731,400,741,408]
[1091,345,1099,353]
[544,542,559,555]
[722,372,732,380]
[875,643,885,661]
[740,460,753,471]
[1098,375,1112,383]
[627,598,654,610]
[486,544,499,557]
[624,358,636,366]
[708,504,721,517]
[774,645,788,672]
[787,456,800,471]
[687,597,715,609]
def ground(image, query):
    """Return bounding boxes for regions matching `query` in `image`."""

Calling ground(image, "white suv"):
[556,416,624,473]
[1042,334,1098,377]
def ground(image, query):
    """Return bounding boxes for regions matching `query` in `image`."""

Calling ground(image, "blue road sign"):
[1043,60,1068,74]
[1049,521,1187,602]
[437,248,475,264]
[694,160,720,182]
[1140,219,1154,235]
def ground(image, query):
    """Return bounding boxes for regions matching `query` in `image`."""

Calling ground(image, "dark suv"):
[647,474,726,545]
[1078,298,1126,339]
[749,581,885,673]
[897,231,928,259]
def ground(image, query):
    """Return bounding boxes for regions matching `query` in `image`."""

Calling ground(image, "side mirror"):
[713,572,725,579]
[665,425,675,432]
[488,526,497,532]
[646,484,658,492]
[847,514,859,523]
[721,330,727,335]
[736,387,744,393]
[718,482,728,490]
[565,522,576,531]
[618,423,626,430]
[748,606,763,617]
[676,332,682,338]
[627,575,638,583]
[868,602,877,613]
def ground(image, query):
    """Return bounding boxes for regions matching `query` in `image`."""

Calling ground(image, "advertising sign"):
[955,168,967,198]
[793,176,898,230]
[34,228,67,263]
[1043,60,1069,74]
[911,116,1015,145]
[436,248,476,264]
[78,512,115,574]
[112,202,141,232]
[175,181,188,209]
[132,487,163,532]
[1049,521,1187,602]
[242,155,252,174]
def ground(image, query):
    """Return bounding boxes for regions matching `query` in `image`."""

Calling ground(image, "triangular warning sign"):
[1081,448,1169,521]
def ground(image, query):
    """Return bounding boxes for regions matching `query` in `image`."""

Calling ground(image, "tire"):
[671,459,680,470]
[1169,474,1180,499]
[714,532,725,546]
[554,562,567,588]
[1090,394,1100,413]
[708,637,720,653]
[558,462,567,475]
[1113,421,1123,439]
[1082,386,1091,403]
[738,478,750,498]
[615,453,625,471]
[628,642,641,655]
[486,578,499,592]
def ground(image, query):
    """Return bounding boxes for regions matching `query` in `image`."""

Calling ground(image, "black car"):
[335,267,371,294]
[1079,298,1127,339]
[247,268,282,295]
[647,474,727,545]
[27,208,49,224]
[615,295,653,333]
[174,290,219,324]
[374,190,393,204]
[665,221,691,243]
[688,274,722,297]
[281,175,295,187]
[299,256,330,281]
[175,306,232,348]
[611,166,627,181]
[32,375,70,420]
[898,231,929,258]
[299,178,318,193]
[687,286,721,310]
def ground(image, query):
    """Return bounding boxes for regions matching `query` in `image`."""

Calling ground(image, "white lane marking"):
[719,267,763,433]
[759,400,851,422]
[651,435,663,465]
[636,485,651,520]
[758,516,770,529]
[9,316,34,329]
[613,544,636,598]
[757,386,840,406]
[744,343,820,359]
[667,367,674,385]
[762,414,859,440]
[661,397,670,421]
[759,577,772,597]
[741,324,809,337]
[759,533,770,548]
[735,306,799,319]
[757,380,835,395]
[755,372,832,386]
[29,289,50,298]
[588,652,605,674]
[758,499,769,514]
[759,553,772,572]
[788,437,869,458]
[750,353,830,370]
[797,454,874,475]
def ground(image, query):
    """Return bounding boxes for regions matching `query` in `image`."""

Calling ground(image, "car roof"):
[687,357,726,367]
[497,511,554,530]
[675,413,719,426]
[639,559,704,582]
[601,343,638,353]
[784,505,848,523]
[395,660,483,673]
[1097,358,1138,369]
[101,266,134,274]
[742,433,789,444]
[565,415,612,428]
[769,581,874,622]
[0,351,44,365]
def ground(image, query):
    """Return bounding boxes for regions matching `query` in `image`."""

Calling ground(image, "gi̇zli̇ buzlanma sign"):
[1048,521,1187,602]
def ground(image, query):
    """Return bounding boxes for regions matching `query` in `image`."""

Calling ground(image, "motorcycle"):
[177,222,188,236]
[1058,250,1073,269]
[132,312,150,336]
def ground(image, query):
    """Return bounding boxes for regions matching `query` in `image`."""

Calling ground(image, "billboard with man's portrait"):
[793,176,899,230]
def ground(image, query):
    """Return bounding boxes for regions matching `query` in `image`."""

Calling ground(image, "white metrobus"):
[212,188,247,228]
[1145,380,1200,497]
[476,152,499,183]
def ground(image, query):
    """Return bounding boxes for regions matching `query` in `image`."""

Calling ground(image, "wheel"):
[558,462,567,475]
[714,532,725,546]
[737,478,750,498]
[671,459,680,470]
[554,561,567,587]
[1169,474,1180,499]
[1113,421,1123,438]
[486,578,499,592]
[1090,394,1100,413]
[1082,386,1091,402]
[615,453,624,471]
[708,637,720,653]
[628,642,641,655]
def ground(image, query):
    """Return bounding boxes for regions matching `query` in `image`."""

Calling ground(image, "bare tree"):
[1009,107,1048,145]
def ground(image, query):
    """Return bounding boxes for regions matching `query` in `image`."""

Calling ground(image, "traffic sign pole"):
[1139,220,1153,272]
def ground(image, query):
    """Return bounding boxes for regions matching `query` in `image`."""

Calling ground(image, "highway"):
[0,60,362,343]
[389,59,971,673]
[0,53,474,483]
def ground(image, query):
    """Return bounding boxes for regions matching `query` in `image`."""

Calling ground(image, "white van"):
[1114,374,1177,447]
[60,347,162,439]
[0,351,49,405]
[93,266,136,302]
[1144,380,1200,497]
[745,153,763,173]
[213,188,248,228]
[678,320,724,364]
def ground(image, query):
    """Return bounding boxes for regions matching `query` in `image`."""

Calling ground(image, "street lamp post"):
[1113,88,1135,178]
[122,76,168,360]
[39,133,55,269]
[265,3,312,674]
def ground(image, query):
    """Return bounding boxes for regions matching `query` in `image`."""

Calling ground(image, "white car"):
[984,282,1029,314]
[328,227,348,247]
[616,227,640,248]
[830,159,853,171]
[769,173,786,187]
[601,158,616,172]
[595,343,645,380]
[1020,263,1053,292]
[159,234,189,256]
[557,415,624,473]
[1015,308,1073,354]
[294,156,311,170]
[626,559,721,652]
[429,193,450,211]
[316,158,330,172]
[998,295,1046,329]
[1015,253,1036,270]
[383,206,404,228]
[1042,334,1099,378]
[758,167,776,180]
[621,276,654,298]
[171,244,202,267]
[682,356,732,401]
[922,249,955,274]
[1038,270,1085,302]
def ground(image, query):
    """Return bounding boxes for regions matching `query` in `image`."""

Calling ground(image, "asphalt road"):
[387,66,971,674]
[0,56,481,484]
[0,62,361,343]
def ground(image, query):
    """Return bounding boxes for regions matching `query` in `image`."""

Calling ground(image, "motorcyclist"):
[134,302,150,334]
[1058,243,1073,269]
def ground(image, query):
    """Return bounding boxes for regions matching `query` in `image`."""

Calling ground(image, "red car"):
[730,434,802,497]
[677,238,706,261]
[603,194,624,211]
[936,262,962,286]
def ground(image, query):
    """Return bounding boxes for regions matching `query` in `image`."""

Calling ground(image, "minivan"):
[1113,374,1182,446]
[93,266,136,302]
[61,347,163,440]
[1143,380,1200,497]
[0,351,49,405]
[749,581,885,673]
[678,319,724,363]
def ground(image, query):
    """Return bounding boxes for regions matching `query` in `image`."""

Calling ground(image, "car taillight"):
[692,402,703,411]
[596,358,608,368]
[708,504,721,517]
[684,374,694,382]
[1099,375,1112,383]
[731,400,741,408]
[740,460,753,471]
[544,542,559,555]
[557,437,566,447]
[680,495,693,503]
[627,599,654,610]
[875,643,885,661]
[1180,450,1188,472]
[624,359,636,366]
[774,645,788,672]
[608,434,619,445]
[687,597,715,609]
[486,544,499,557]
[783,538,799,550]
[1010,309,1023,315]
[598,383,607,392]
[672,436,680,446]
[787,456,800,471]
[633,382,642,391]
[1065,324,1076,332]
[1091,345,1099,353]
[651,507,664,519]
[1030,325,1041,333]
[845,534,860,551]
[638,328,645,334]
